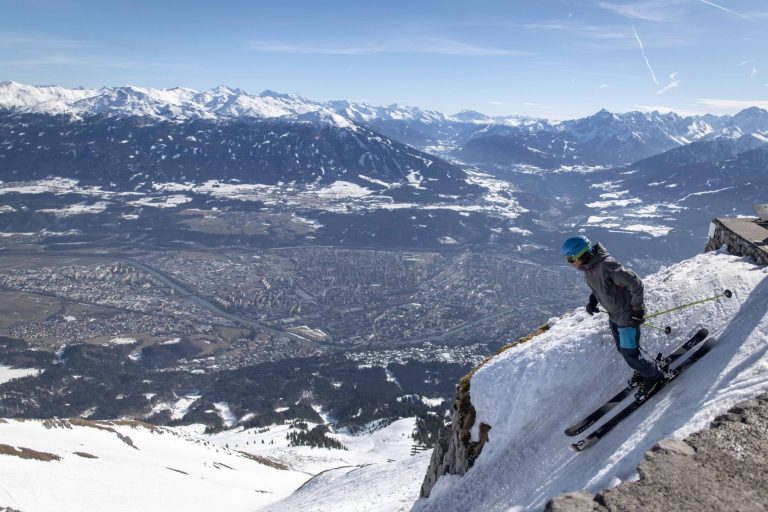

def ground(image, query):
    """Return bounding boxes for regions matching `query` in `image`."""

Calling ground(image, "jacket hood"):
[582,242,609,270]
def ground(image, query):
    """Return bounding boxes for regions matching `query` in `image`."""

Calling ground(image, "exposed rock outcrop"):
[419,324,550,498]
[545,391,768,511]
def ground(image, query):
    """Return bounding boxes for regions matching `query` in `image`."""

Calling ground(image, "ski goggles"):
[564,245,591,264]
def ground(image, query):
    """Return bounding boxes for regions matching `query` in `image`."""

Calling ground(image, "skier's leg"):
[609,320,621,350]
[616,326,663,381]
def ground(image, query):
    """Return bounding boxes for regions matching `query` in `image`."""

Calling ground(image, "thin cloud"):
[598,1,689,22]
[697,98,768,111]
[246,38,532,57]
[599,83,610,89]
[521,21,690,50]
[0,55,80,66]
[523,22,631,42]
[0,55,184,71]
[247,41,378,55]
[697,0,758,23]
[0,31,96,50]
[657,72,680,94]
[632,26,659,85]
[737,60,752,67]
[751,68,758,78]
[488,101,504,105]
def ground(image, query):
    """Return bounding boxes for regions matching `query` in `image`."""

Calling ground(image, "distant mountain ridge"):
[452,107,768,169]
[0,111,478,201]
[3,81,767,169]
[5,80,765,135]
[0,81,529,125]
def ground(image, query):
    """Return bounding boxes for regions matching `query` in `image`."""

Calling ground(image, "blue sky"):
[2,0,767,118]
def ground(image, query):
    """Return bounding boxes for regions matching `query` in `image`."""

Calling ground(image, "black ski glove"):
[630,307,645,327]
[585,294,599,316]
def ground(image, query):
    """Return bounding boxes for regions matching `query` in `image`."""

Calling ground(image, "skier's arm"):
[585,293,599,315]
[609,263,644,309]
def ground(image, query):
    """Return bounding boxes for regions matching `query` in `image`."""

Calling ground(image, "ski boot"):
[627,370,643,388]
[634,376,667,402]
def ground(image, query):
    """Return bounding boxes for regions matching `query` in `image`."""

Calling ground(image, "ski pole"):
[644,320,672,335]
[646,289,732,320]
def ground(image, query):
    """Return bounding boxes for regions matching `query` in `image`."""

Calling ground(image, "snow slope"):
[0,366,40,384]
[414,250,768,511]
[262,452,431,512]
[0,419,307,512]
[0,416,426,512]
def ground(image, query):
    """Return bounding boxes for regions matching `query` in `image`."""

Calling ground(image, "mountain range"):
[3,81,767,170]
[1,81,766,259]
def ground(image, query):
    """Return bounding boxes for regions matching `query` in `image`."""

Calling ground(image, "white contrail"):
[632,25,659,85]
[698,0,757,23]
[657,72,680,95]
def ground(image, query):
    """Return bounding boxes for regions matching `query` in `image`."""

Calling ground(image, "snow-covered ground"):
[262,452,431,512]
[0,366,40,384]
[0,419,307,511]
[0,416,425,512]
[0,175,527,223]
[196,416,419,475]
[414,250,768,511]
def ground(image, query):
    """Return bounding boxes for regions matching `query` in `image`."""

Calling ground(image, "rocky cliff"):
[419,324,550,498]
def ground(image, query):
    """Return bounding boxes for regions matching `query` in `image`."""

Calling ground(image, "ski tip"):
[569,443,582,453]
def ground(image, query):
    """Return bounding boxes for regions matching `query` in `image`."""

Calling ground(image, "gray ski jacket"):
[579,243,644,327]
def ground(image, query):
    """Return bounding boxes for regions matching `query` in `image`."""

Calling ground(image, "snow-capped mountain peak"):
[728,106,768,136]
[0,82,323,121]
[0,80,99,113]
[452,110,494,123]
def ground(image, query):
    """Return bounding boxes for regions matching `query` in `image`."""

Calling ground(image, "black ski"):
[570,336,716,452]
[564,327,708,437]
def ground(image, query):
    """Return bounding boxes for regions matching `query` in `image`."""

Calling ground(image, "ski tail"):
[564,387,633,436]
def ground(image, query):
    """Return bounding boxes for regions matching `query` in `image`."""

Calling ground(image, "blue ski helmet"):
[562,235,592,261]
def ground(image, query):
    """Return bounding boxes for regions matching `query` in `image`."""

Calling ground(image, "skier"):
[562,235,665,398]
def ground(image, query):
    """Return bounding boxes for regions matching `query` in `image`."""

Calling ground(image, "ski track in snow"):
[415,251,768,512]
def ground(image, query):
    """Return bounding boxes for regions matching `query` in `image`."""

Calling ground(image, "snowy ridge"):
[0,81,338,124]
[0,81,454,126]
[3,82,767,144]
[415,250,768,511]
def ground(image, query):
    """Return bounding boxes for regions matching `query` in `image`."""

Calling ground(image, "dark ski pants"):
[609,320,663,381]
